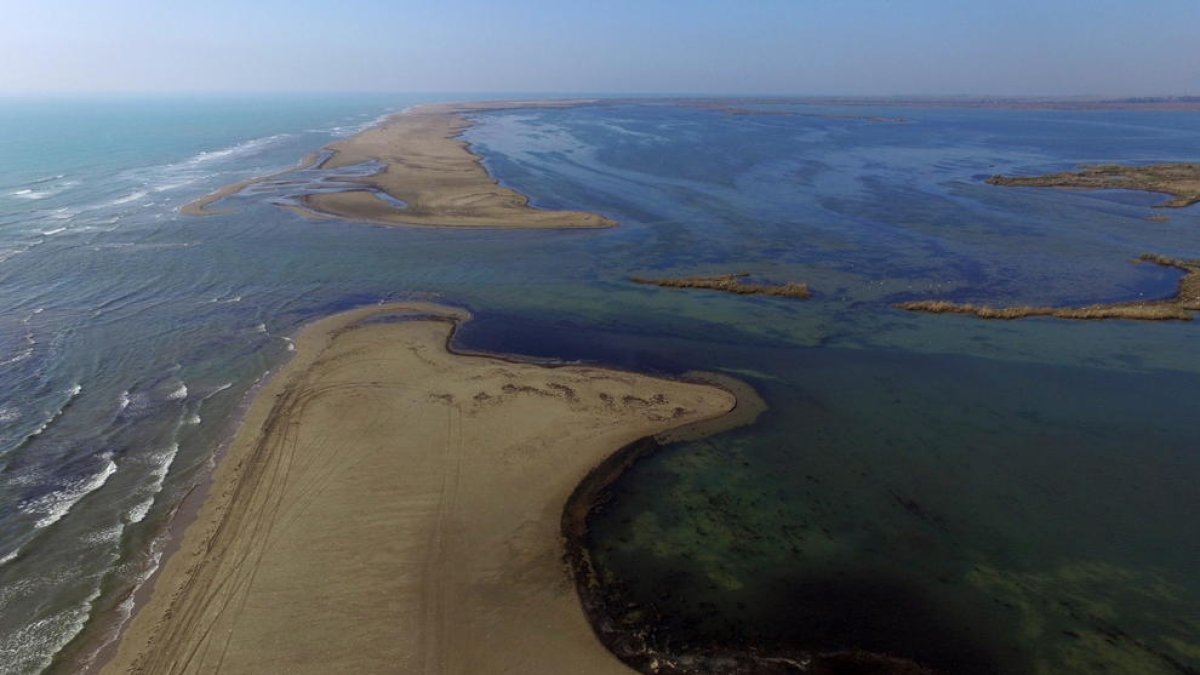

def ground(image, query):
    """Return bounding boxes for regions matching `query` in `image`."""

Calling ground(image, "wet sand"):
[181,153,320,216]
[184,101,617,229]
[101,302,737,674]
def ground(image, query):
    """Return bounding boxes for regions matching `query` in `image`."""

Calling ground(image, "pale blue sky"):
[4,0,1198,95]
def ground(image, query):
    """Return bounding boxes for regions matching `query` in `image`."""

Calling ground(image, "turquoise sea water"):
[0,96,1197,673]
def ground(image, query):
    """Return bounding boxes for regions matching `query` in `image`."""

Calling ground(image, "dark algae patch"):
[566,441,991,674]
[563,377,991,674]
[988,162,1200,208]
[897,254,1200,321]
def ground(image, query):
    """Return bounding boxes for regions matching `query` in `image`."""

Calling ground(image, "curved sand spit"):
[183,100,616,229]
[101,302,738,674]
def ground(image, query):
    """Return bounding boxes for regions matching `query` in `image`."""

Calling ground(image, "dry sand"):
[183,101,616,229]
[101,302,738,674]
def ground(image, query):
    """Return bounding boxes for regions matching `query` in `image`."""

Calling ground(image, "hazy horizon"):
[4,0,1198,97]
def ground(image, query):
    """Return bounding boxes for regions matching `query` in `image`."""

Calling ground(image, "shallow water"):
[0,97,1197,673]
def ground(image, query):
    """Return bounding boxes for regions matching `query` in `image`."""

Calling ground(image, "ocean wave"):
[109,190,148,206]
[126,443,179,524]
[0,584,102,674]
[21,454,118,529]
[186,134,289,166]
[0,547,19,566]
[18,384,82,443]
[11,189,49,200]
[167,382,188,401]
[81,522,125,546]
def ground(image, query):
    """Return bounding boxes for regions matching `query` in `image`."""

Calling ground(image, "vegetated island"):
[897,254,1200,321]
[631,273,813,299]
[988,163,1200,208]
[183,100,616,229]
[101,302,743,674]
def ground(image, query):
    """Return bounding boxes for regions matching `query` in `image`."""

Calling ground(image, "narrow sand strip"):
[102,302,736,674]
[184,100,616,229]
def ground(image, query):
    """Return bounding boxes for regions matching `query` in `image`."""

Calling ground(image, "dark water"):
[0,98,1198,673]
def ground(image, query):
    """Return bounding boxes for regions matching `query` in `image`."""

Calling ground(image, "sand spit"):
[898,254,1200,321]
[101,302,737,674]
[184,100,616,229]
[988,163,1200,208]
[631,273,813,299]
[181,152,320,216]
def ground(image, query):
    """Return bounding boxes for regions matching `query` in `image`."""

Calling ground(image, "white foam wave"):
[167,383,188,401]
[282,336,296,352]
[0,585,103,674]
[22,384,81,440]
[82,522,125,546]
[117,390,131,412]
[254,322,268,333]
[39,227,68,236]
[127,443,180,523]
[0,406,21,424]
[109,190,148,206]
[185,414,201,425]
[176,134,289,171]
[0,347,34,368]
[22,455,118,529]
[0,547,19,566]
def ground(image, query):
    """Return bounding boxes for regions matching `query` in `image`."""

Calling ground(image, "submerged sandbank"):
[183,100,616,229]
[101,302,737,674]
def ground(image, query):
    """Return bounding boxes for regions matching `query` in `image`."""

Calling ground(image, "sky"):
[2,0,1198,96]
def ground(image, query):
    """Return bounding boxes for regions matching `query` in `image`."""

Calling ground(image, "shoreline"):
[183,100,617,229]
[99,302,744,674]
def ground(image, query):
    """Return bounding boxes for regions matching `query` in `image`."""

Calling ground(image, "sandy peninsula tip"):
[184,100,617,229]
[101,302,739,675]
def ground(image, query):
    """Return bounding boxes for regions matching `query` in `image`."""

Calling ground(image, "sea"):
[0,94,1197,674]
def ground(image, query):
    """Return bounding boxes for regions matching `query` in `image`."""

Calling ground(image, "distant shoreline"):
[183,100,617,229]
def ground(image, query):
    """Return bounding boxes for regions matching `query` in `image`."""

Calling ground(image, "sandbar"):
[101,302,737,674]
[630,273,813,299]
[898,254,1200,321]
[184,101,617,229]
[988,163,1200,208]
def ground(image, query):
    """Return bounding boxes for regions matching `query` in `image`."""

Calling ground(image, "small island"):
[897,254,1200,321]
[988,163,1200,208]
[630,273,812,299]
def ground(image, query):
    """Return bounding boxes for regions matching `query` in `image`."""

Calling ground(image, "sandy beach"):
[183,101,617,229]
[101,302,737,674]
